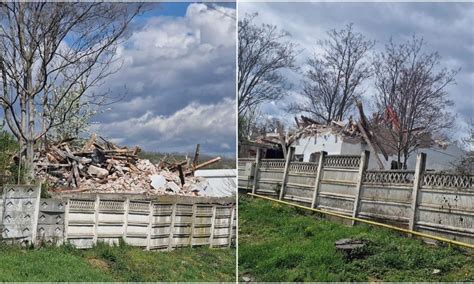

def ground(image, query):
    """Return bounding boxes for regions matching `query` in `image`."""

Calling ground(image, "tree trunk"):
[25,139,35,183]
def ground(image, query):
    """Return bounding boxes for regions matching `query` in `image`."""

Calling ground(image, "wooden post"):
[209,204,217,248]
[409,152,426,231]
[351,151,370,226]
[93,195,100,245]
[251,148,262,195]
[279,146,294,200]
[146,201,153,250]
[167,203,176,251]
[193,144,200,169]
[311,151,327,208]
[123,198,130,244]
[178,165,185,186]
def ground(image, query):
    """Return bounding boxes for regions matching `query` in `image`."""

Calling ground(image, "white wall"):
[294,134,343,162]
[294,133,465,170]
[194,169,236,197]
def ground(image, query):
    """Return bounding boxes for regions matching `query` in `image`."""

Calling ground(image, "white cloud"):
[91,98,236,155]
[91,3,236,155]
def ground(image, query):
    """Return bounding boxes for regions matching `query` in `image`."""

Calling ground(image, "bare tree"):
[373,36,458,168]
[238,13,297,138]
[289,24,374,123]
[0,3,145,182]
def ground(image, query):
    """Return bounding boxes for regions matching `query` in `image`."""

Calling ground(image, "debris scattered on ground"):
[335,238,368,260]
[432,269,441,275]
[35,135,221,196]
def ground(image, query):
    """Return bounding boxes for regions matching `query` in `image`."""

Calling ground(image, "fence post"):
[311,151,327,208]
[279,146,294,200]
[189,203,197,248]
[123,198,129,244]
[209,204,217,248]
[351,150,370,226]
[146,201,153,250]
[93,194,100,245]
[31,184,42,246]
[251,148,262,195]
[63,198,70,244]
[227,205,235,248]
[167,203,176,251]
[409,152,426,231]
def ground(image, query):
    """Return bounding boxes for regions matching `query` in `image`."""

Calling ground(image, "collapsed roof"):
[249,102,449,169]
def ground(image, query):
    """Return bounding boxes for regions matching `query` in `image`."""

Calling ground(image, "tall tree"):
[289,24,374,123]
[373,36,458,168]
[0,3,145,182]
[238,13,297,139]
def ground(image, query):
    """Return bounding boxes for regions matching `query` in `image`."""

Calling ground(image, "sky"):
[89,2,236,157]
[239,2,474,142]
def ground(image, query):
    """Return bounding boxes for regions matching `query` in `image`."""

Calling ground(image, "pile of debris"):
[35,134,221,196]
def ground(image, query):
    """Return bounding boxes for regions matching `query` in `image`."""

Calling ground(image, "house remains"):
[241,103,465,171]
[33,134,234,197]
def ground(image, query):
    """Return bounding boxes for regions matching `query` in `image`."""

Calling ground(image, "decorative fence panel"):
[239,151,474,244]
[359,170,414,227]
[254,159,284,197]
[416,173,474,244]
[37,198,66,245]
[0,187,236,250]
[284,162,319,204]
[1,185,41,244]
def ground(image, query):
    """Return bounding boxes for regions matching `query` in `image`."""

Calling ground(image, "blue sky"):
[89,2,236,157]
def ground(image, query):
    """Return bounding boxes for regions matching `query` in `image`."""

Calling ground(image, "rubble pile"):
[35,134,220,196]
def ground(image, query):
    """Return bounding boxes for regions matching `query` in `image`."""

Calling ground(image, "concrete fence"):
[0,186,236,250]
[238,150,474,244]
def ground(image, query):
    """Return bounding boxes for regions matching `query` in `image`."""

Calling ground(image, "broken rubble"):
[150,174,167,190]
[34,134,222,197]
[88,165,109,178]
[167,181,181,193]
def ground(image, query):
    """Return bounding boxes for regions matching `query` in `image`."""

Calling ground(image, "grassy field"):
[239,195,474,282]
[0,242,235,282]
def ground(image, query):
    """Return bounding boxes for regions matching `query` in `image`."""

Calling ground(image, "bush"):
[0,130,20,185]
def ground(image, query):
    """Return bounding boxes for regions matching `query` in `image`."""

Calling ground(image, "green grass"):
[0,242,235,282]
[238,195,474,282]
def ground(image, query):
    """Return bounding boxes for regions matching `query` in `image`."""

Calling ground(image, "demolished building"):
[242,104,465,171]
[35,134,235,197]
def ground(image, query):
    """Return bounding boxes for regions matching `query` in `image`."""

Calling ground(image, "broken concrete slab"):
[88,165,109,178]
[167,181,181,193]
[150,174,167,189]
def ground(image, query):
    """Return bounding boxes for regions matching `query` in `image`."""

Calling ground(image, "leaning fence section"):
[239,151,474,244]
[0,186,236,250]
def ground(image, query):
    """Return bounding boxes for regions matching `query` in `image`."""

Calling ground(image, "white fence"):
[239,151,474,244]
[1,186,236,250]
